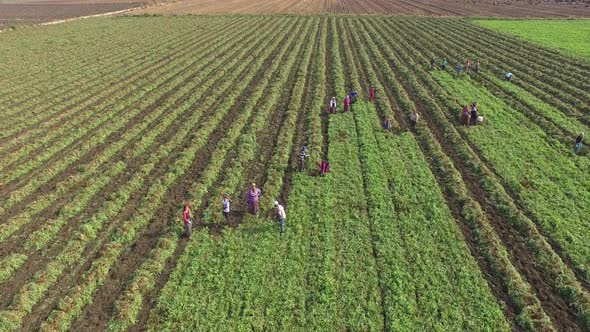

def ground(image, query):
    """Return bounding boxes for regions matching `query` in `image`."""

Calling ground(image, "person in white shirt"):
[222,195,231,224]
[329,97,337,114]
[274,200,286,235]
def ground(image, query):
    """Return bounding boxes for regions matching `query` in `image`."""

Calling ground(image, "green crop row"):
[358,18,556,330]
[107,17,306,331]
[0,17,275,246]
[37,18,301,332]
[0,17,293,331]
[371,17,590,328]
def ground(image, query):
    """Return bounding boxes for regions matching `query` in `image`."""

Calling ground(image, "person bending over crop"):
[247,183,261,214]
[350,90,358,104]
[384,117,393,131]
[182,202,192,238]
[505,72,513,81]
[574,132,584,154]
[410,110,419,131]
[274,200,286,235]
[318,160,330,176]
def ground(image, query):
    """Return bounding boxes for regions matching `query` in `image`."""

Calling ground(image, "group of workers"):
[181,67,585,238]
[462,102,483,126]
[431,57,481,75]
[182,182,287,237]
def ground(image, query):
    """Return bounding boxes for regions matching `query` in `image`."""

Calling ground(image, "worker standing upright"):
[182,202,192,238]
[274,200,286,236]
[574,132,584,154]
[329,97,337,114]
[369,86,376,101]
[410,110,419,131]
[343,95,351,112]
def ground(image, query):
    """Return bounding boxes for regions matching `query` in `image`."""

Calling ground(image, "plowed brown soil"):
[139,0,590,17]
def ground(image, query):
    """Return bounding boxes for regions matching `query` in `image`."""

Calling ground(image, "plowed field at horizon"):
[0,15,589,331]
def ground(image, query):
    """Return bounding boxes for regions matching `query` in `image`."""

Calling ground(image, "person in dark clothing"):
[384,117,393,130]
[574,132,584,154]
[470,107,478,126]
[430,57,437,70]
[182,202,192,238]
[350,90,358,104]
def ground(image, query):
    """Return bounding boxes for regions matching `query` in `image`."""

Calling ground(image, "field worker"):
[430,57,437,70]
[465,58,471,72]
[343,95,351,112]
[299,144,309,171]
[350,90,358,104]
[462,105,470,126]
[410,110,419,131]
[471,106,478,126]
[505,72,513,81]
[182,202,192,238]
[456,63,463,76]
[384,117,393,130]
[329,97,337,114]
[318,160,330,176]
[440,58,448,70]
[274,200,286,235]
[574,132,584,154]
[222,195,231,224]
[247,183,261,214]
[475,60,480,73]
[369,86,376,101]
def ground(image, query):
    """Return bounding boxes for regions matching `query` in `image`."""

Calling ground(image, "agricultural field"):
[0,14,589,332]
[476,19,590,60]
[139,0,590,17]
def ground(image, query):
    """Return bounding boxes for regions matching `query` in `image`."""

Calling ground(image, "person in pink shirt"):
[343,95,351,112]
[247,183,261,214]
[369,86,376,101]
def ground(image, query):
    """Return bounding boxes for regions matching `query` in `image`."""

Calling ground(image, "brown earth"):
[138,0,590,17]
[0,1,143,28]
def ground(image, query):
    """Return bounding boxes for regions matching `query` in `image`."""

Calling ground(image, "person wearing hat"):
[574,132,584,154]
[222,195,231,224]
[274,200,286,235]
[329,97,337,114]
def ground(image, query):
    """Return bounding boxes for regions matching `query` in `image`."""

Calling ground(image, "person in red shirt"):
[182,202,192,238]
[369,86,376,101]
[343,95,351,112]
[462,105,470,126]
